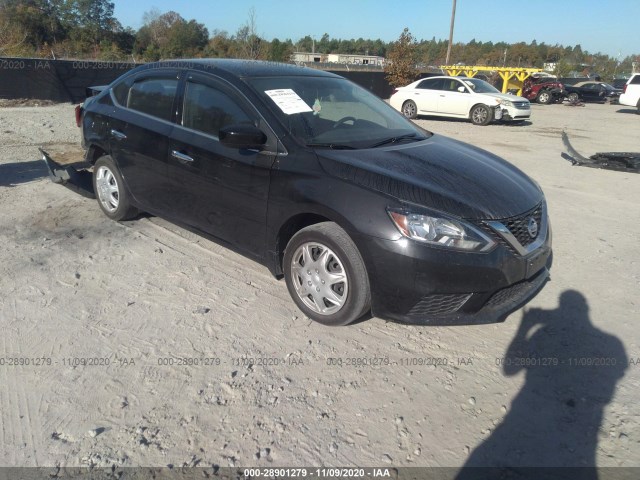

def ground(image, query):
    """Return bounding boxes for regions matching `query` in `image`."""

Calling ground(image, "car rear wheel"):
[401,100,417,119]
[636,99,640,115]
[470,104,493,126]
[283,222,371,326]
[567,92,580,103]
[536,90,552,104]
[93,155,138,221]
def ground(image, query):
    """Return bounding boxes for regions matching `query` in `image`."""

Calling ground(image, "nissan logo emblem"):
[527,217,538,238]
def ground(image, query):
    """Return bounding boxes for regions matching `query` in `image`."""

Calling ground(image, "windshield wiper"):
[306,143,356,150]
[368,133,420,148]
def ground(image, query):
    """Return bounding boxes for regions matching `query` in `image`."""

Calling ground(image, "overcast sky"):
[112,0,640,59]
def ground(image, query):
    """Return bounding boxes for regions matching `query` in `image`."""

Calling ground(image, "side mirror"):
[457,86,466,93]
[219,124,267,150]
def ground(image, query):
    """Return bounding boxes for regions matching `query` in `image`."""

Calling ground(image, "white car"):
[390,76,531,126]
[619,73,640,114]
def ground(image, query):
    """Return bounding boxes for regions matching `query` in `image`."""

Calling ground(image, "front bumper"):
[353,221,552,325]
[500,105,532,121]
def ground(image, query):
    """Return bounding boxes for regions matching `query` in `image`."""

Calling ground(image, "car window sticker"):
[264,89,313,115]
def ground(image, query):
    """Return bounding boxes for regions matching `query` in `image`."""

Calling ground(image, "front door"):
[164,72,277,258]
[437,78,472,116]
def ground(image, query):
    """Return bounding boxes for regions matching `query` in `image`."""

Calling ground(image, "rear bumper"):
[39,148,95,199]
[353,226,552,325]
[619,92,638,107]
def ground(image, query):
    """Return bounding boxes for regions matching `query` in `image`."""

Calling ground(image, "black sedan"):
[564,81,622,103]
[75,59,551,326]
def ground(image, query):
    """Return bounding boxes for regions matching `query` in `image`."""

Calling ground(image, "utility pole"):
[445,0,456,65]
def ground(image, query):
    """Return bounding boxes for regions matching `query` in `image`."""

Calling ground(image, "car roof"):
[140,59,341,79]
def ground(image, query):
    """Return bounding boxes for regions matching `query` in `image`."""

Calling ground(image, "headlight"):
[497,99,514,107]
[388,208,496,252]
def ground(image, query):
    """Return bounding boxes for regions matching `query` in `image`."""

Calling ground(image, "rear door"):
[108,70,180,212]
[413,78,443,113]
[164,72,277,257]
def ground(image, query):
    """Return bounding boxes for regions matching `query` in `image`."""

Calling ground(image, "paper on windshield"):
[264,89,313,115]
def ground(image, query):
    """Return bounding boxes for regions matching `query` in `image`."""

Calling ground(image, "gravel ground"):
[0,101,639,471]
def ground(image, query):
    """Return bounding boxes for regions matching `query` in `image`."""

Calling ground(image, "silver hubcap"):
[290,242,348,315]
[95,166,119,213]
[403,102,416,117]
[540,93,549,102]
[472,107,488,123]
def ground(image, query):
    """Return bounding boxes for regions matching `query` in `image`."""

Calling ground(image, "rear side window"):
[112,79,130,105]
[182,81,252,138]
[126,78,178,122]
[630,75,640,85]
[417,78,443,90]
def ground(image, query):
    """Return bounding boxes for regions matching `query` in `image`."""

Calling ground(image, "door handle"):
[171,150,194,163]
[110,129,127,140]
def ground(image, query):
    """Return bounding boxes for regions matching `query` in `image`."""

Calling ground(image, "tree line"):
[0,0,637,81]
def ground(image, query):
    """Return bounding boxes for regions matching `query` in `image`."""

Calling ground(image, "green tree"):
[553,59,571,77]
[384,28,419,87]
[268,38,293,62]
[233,7,266,59]
[133,10,207,59]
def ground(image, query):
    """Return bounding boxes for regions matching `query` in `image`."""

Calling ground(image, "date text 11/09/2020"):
[243,468,392,478]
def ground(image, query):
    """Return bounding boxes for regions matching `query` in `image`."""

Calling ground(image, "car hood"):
[482,92,529,103]
[316,134,543,220]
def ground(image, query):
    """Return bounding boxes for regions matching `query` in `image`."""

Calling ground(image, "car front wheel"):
[93,155,138,221]
[470,104,493,126]
[567,92,580,103]
[283,222,371,326]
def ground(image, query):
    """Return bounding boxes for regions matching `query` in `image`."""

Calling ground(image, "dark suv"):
[78,59,552,326]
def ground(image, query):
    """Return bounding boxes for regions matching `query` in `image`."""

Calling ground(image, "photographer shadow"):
[0,160,48,187]
[457,290,627,480]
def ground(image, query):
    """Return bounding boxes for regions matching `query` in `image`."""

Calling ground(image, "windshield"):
[247,75,430,149]
[461,78,501,94]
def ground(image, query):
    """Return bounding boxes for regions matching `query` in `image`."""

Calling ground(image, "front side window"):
[460,78,500,94]
[442,79,465,92]
[126,78,178,121]
[182,81,253,138]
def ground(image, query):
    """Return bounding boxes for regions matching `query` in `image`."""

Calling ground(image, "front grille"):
[485,280,533,308]
[503,204,543,248]
[408,293,472,317]
[513,101,530,109]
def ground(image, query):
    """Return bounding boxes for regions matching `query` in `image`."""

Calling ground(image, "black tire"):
[401,100,418,119]
[283,222,371,326]
[567,92,580,103]
[92,155,138,221]
[536,90,553,104]
[470,104,493,126]
[636,99,640,115]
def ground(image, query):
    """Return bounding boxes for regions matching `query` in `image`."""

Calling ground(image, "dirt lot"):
[0,101,639,472]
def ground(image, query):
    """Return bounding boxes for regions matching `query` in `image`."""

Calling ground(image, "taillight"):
[623,84,628,93]
[74,104,82,127]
